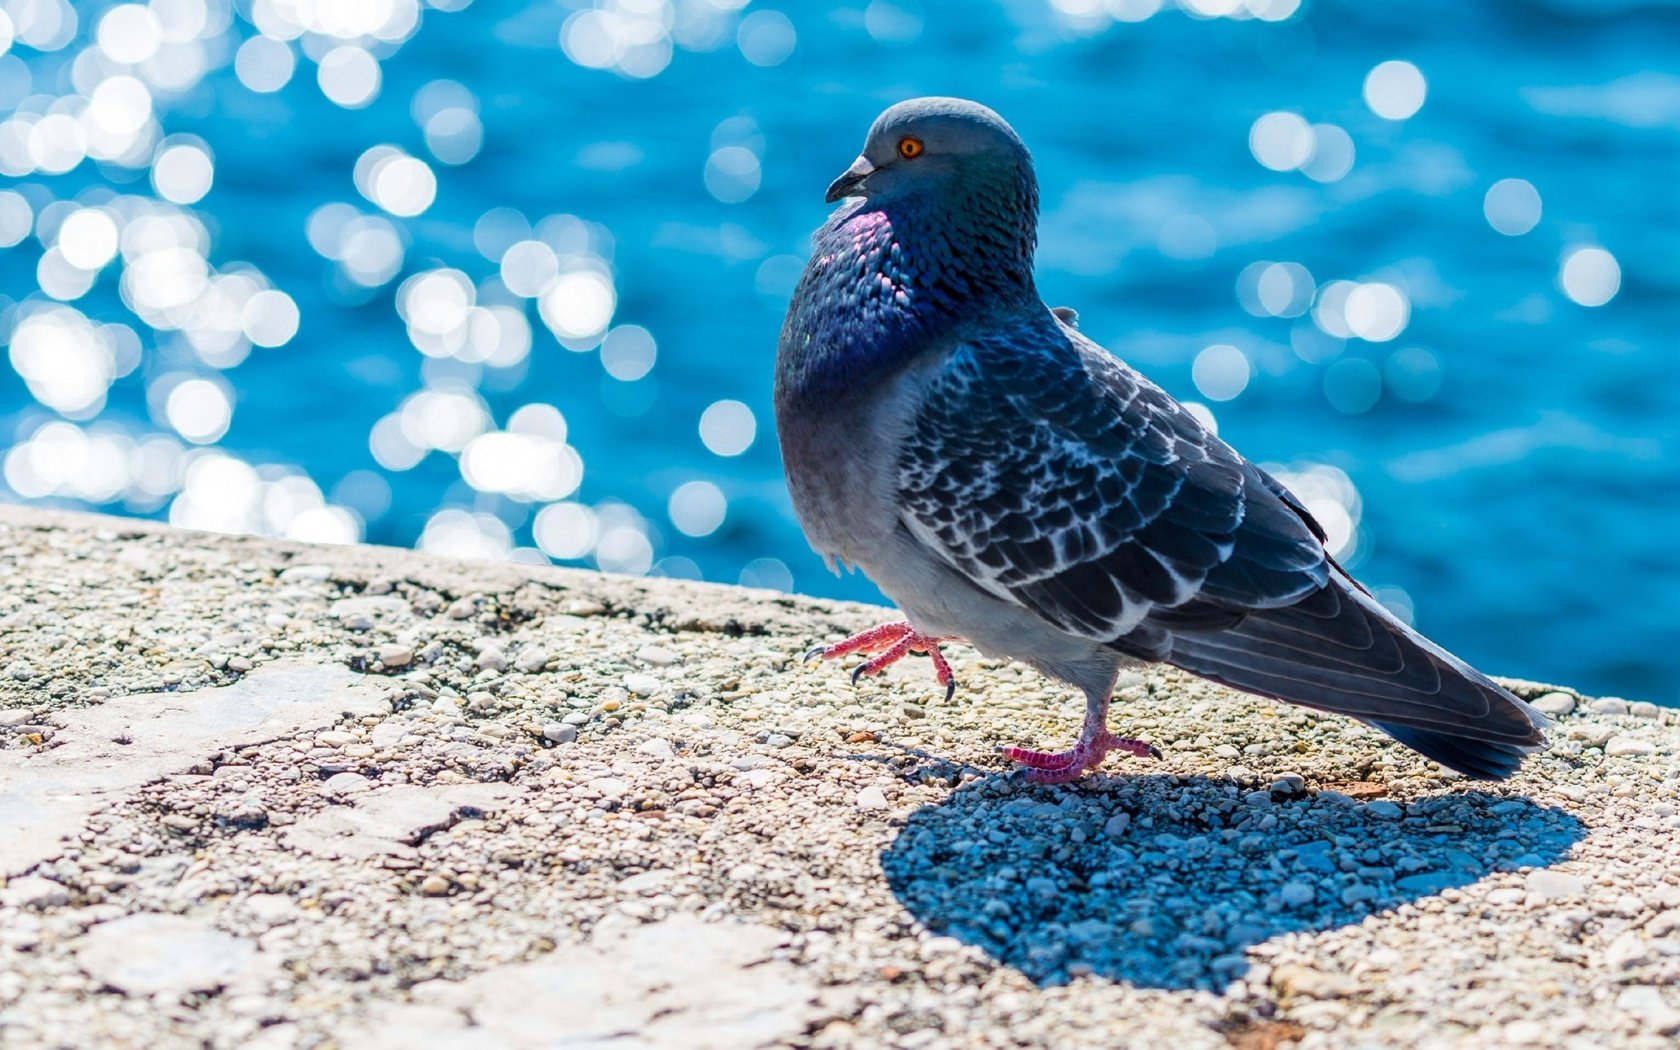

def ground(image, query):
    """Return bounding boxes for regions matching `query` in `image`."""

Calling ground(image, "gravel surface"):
[0,505,1677,1049]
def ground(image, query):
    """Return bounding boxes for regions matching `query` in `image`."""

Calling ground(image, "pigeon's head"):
[824,97,1036,215]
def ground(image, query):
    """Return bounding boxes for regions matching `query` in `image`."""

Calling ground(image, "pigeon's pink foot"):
[804,621,959,701]
[1003,704,1161,784]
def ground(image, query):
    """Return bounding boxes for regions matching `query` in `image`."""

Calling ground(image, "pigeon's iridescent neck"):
[776,184,1037,408]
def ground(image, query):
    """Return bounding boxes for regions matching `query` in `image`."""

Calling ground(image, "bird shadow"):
[880,772,1583,991]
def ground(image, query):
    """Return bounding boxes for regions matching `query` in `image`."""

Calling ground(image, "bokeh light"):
[699,399,755,457]
[1558,246,1620,307]
[1191,344,1250,402]
[1483,179,1542,236]
[1363,60,1426,120]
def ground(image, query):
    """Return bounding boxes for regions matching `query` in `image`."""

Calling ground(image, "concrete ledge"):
[0,506,1676,1048]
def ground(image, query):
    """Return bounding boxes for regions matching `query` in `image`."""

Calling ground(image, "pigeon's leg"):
[804,621,960,701]
[1003,691,1161,784]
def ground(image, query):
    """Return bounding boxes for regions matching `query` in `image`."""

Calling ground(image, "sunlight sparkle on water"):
[318,46,380,108]
[533,501,598,560]
[1343,282,1409,342]
[163,376,232,443]
[233,35,294,92]
[152,138,213,204]
[460,429,583,502]
[669,479,727,537]
[1248,111,1312,173]
[704,145,761,204]
[539,270,617,345]
[8,305,120,417]
[1483,178,1542,236]
[1300,123,1353,183]
[600,324,657,381]
[1363,60,1426,121]
[241,289,299,347]
[1237,261,1314,318]
[1559,246,1620,307]
[736,9,795,67]
[56,208,119,270]
[1191,344,1250,402]
[698,399,755,457]
[0,190,30,245]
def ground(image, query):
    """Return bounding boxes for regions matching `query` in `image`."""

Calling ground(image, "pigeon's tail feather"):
[1160,577,1547,779]
[1365,723,1532,780]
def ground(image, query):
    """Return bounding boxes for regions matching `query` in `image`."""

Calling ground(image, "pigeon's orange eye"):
[898,136,924,160]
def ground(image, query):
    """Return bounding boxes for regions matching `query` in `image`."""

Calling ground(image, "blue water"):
[1,1,1676,702]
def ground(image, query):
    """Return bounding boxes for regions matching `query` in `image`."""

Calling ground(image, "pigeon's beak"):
[824,155,876,203]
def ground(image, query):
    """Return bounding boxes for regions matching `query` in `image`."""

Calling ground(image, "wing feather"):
[892,318,1543,778]
[897,327,1327,641]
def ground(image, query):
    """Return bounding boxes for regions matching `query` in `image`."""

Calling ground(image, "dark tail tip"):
[1372,722,1537,780]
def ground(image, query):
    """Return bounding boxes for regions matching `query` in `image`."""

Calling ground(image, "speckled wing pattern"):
[898,327,1330,656]
[897,326,1544,775]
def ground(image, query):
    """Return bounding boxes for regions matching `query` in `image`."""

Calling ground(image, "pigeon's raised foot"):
[1003,708,1161,785]
[804,620,959,702]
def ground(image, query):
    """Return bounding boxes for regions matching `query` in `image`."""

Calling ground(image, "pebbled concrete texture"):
[0,505,1676,1049]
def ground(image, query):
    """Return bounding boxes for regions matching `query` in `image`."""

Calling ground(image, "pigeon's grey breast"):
[775,202,955,572]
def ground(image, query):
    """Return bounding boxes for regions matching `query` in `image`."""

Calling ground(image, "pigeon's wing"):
[897,329,1329,649]
[897,328,1544,777]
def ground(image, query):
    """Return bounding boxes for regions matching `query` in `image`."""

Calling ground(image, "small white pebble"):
[370,723,409,749]
[589,777,629,798]
[1526,869,1587,901]
[1341,883,1377,906]
[856,786,888,810]
[637,738,674,759]
[636,644,679,666]
[515,649,550,674]
[1605,737,1655,758]
[321,772,370,796]
[542,723,576,744]
[1616,986,1680,1034]
[1279,880,1315,907]
[378,645,414,668]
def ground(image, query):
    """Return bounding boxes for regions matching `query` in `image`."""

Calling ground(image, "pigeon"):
[773,96,1546,784]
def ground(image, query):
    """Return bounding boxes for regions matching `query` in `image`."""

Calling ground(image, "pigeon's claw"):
[806,620,961,700]
[923,643,958,703]
[1002,702,1159,784]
